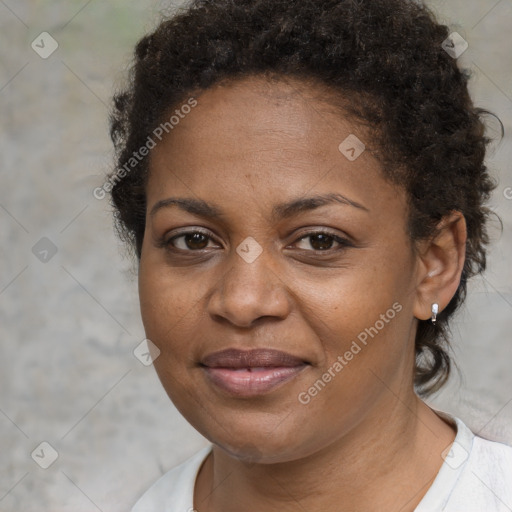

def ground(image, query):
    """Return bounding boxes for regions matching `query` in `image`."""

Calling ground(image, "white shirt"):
[131,415,512,511]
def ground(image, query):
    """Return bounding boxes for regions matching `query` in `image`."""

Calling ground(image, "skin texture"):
[138,76,467,511]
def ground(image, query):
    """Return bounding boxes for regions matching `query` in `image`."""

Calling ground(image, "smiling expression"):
[138,75,423,463]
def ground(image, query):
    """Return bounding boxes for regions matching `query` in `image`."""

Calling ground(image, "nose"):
[207,245,292,328]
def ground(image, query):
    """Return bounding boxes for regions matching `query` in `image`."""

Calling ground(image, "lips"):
[202,348,307,368]
[200,348,309,397]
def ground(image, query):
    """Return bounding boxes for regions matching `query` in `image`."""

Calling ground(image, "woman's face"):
[139,76,422,463]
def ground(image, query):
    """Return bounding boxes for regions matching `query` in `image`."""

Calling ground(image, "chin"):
[198,417,324,465]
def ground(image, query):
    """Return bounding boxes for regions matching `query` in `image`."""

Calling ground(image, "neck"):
[194,395,456,512]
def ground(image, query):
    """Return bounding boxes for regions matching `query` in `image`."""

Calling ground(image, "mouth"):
[200,348,310,397]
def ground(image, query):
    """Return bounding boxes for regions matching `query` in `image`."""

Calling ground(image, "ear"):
[413,211,467,321]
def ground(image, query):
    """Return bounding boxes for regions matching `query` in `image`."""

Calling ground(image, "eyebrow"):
[149,192,369,221]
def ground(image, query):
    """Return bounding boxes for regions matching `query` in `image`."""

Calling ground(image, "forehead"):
[162,75,356,144]
[146,75,404,223]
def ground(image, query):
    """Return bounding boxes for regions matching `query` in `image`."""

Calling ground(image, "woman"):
[107,0,512,510]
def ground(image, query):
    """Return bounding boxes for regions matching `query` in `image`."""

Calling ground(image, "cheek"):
[138,262,203,413]
[138,256,209,347]
[290,305,412,450]
[294,258,407,340]
[292,249,415,399]
[138,279,183,369]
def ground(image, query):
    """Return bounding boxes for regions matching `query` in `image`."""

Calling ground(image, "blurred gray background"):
[0,0,511,510]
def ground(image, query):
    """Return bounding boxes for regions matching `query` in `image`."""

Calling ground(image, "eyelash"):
[160,229,353,254]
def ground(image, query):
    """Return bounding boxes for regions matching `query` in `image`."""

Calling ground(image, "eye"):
[160,229,353,253]
[293,230,352,252]
[165,230,219,251]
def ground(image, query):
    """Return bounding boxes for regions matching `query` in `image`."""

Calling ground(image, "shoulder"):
[131,445,212,512]
[469,434,512,478]
[448,424,512,510]
[416,413,512,512]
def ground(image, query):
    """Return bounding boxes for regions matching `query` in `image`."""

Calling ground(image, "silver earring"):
[431,303,439,324]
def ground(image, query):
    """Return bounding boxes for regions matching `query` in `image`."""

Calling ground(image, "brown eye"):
[167,231,216,251]
[294,231,352,252]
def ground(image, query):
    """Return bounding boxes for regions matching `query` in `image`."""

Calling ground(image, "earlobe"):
[413,211,467,321]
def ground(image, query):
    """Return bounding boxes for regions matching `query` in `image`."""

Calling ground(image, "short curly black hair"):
[108,0,500,397]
